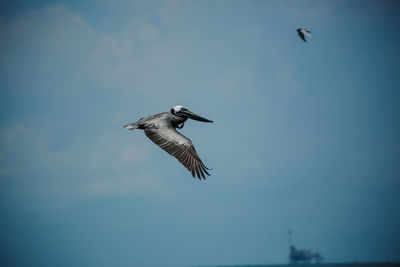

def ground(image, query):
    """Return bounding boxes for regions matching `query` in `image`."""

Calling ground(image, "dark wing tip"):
[189,161,211,180]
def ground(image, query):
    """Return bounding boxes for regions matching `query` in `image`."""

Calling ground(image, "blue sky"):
[0,1,399,266]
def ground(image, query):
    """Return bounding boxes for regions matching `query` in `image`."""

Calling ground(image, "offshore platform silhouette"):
[288,230,323,264]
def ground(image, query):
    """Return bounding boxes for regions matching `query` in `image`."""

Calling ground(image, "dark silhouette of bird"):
[296,28,312,42]
[123,105,213,180]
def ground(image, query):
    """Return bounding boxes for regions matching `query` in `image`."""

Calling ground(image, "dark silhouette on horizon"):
[290,245,323,264]
[288,230,323,264]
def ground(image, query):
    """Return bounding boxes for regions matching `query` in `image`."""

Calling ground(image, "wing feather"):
[144,126,210,180]
[303,29,312,37]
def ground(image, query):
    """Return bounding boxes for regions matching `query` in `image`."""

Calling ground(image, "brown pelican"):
[123,105,213,180]
[296,28,312,42]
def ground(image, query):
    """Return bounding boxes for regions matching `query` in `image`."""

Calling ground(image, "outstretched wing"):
[302,29,312,37]
[144,126,210,180]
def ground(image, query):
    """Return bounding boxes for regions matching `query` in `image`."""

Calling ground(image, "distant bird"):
[123,105,213,180]
[296,28,312,42]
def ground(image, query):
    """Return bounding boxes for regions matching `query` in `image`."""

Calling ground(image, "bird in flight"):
[296,28,312,42]
[123,105,213,180]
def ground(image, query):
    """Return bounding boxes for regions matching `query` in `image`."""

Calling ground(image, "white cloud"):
[2,5,94,55]
[139,24,160,39]
[0,125,24,177]
[274,0,347,24]
[80,173,166,196]
[118,147,149,163]
[0,125,23,145]
[72,132,165,196]
[155,0,181,29]
[1,4,176,94]
[3,5,86,41]
[95,34,132,60]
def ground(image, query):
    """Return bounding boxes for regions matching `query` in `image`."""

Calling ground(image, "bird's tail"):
[123,122,140,130]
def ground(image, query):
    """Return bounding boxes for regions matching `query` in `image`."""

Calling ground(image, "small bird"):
[296,28,312,42]
[123,105,213,180]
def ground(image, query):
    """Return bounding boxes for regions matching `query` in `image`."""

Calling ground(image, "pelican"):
[296,28,312,42]
[123,105,213,180]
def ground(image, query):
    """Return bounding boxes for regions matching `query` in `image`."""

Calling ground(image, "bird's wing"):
[297,31,306,42]
[144,126,210,180]
[302,29,312,37]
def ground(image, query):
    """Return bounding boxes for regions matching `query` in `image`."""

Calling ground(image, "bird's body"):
[124,106,213,180]
[296,28,312,42]
[124,112,186,131]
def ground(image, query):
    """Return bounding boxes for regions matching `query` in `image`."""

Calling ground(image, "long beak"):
[181,109,213,123]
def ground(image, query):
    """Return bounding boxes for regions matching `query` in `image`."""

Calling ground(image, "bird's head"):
[170,105,213,123]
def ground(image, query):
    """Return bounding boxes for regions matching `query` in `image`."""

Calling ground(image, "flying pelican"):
[296,28,312,42]
[123,105,213,180]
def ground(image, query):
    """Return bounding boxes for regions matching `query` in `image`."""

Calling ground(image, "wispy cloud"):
[80,173,166,196]
[0,125,23,145]
[0,125,24,177]
[0,4,174,95]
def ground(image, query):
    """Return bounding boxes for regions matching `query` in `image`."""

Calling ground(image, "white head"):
[169,105,213,123]
[171,105,185,114]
